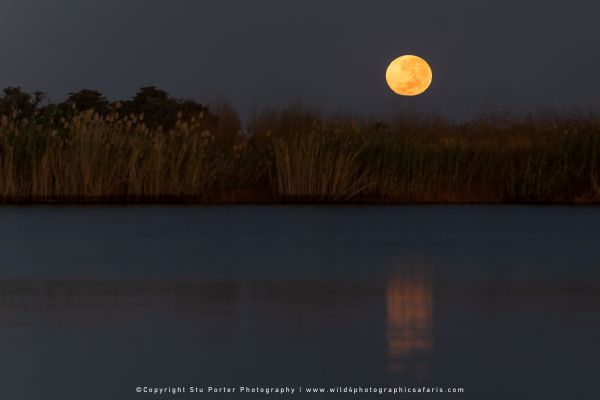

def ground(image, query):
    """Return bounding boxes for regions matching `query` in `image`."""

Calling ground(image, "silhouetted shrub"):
[117,86,216,131]
[0,87,45,119]
[65,90,110,115]
[0,86,222,136]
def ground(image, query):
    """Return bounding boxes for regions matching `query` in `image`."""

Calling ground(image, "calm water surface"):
[0,206,598,399]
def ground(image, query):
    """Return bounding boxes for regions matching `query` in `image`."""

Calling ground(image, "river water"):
[0,206,598,399]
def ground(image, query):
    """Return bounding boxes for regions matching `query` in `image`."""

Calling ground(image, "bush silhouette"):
[118,86,214,130]
[0,86,220,134]
[0,87,45,119]
[65,90,110,115]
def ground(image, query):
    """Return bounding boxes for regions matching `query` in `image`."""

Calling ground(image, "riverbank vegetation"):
[1,87,599,203]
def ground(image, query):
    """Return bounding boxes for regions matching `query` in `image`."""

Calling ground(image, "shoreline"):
[0,196,598,205]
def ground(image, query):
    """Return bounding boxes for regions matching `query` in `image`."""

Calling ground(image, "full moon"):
[385,55,432,96]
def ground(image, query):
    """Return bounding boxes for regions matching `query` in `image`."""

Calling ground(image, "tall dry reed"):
[0,109,599,203]
[0,111,247,202]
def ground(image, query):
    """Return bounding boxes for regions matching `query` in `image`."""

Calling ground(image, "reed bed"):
[0,111,254,202]
[0,109,599,203]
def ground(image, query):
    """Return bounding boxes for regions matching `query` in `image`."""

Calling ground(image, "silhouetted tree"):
[0,86,227,136]
[0,87,45,119]
[117,86,212,130]
[65,89,110,115]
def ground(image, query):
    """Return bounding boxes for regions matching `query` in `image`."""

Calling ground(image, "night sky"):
[2,0,600,120]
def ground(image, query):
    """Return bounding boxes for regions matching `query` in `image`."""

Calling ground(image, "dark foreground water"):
[0,206,598,399]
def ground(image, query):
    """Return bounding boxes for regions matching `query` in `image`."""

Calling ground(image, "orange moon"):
[385,55,432,96]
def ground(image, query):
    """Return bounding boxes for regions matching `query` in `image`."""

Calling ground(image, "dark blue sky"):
[1,0,599,120]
